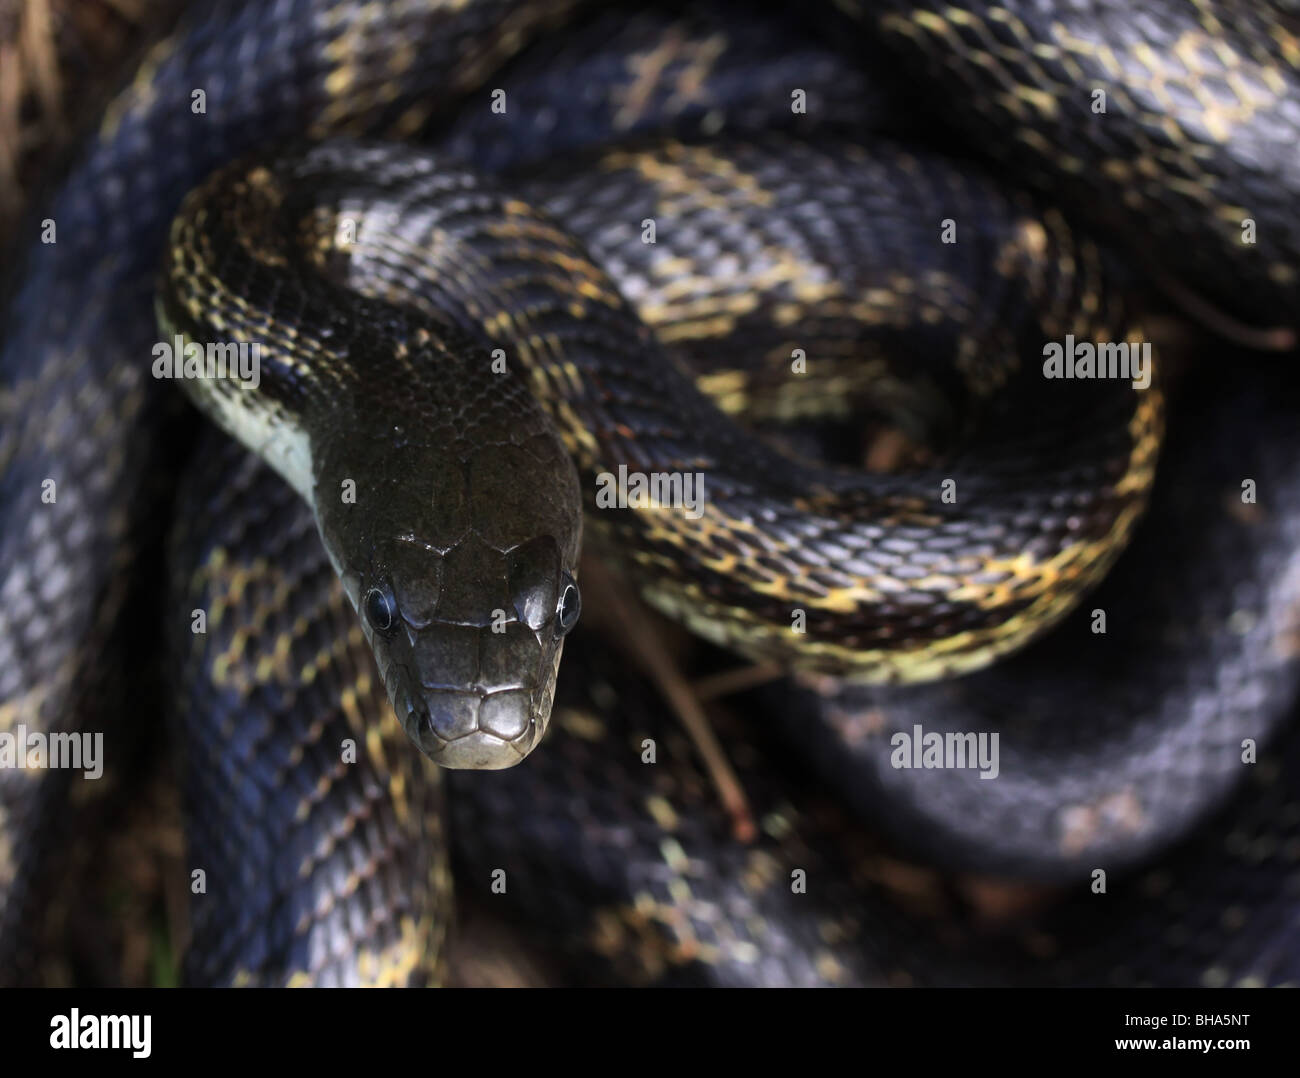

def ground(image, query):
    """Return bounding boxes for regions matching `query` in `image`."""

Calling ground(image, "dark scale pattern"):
[518,139,1158,672]
[757,356,1300,877]
[0,0,567,975]
[450,628,1300,987]
[449,632,915,987]
[436,0,911,173]
[175,139,1155,685]
[859,0,1300,327]
[169,434,451,986]
[1,0,1298,987]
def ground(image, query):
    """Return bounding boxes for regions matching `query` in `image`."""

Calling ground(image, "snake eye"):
[555,572,581,636]
[363,585,398,635]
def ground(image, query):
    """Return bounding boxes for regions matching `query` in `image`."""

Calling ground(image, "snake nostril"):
[401,701,443,761]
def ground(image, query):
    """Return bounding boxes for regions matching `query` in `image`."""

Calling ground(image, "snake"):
[1,0,1299,986]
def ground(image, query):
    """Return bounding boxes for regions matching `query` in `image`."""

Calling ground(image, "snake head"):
[353,533,581,769]
[310,373,583,770]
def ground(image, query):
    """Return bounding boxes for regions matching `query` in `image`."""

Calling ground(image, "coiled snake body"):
[2,0,1300,986]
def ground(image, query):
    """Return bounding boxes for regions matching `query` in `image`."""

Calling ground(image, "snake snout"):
[406,688,543,770]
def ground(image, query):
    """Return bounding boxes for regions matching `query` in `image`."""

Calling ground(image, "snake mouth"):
[403,688,542,770]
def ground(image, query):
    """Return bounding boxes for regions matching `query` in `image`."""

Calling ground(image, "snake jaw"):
[405,690,541,770]
[364,613,560,770]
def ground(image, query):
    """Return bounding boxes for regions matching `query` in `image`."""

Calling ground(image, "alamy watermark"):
[1042,335,1151,389]
[50,1010,150,1058]
[890,723,999,779]
[0,724,103,779]
[595,465,706,520]
[152,335,261,388]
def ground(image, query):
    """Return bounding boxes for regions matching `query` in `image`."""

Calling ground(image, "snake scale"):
[1,0,1299,986]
